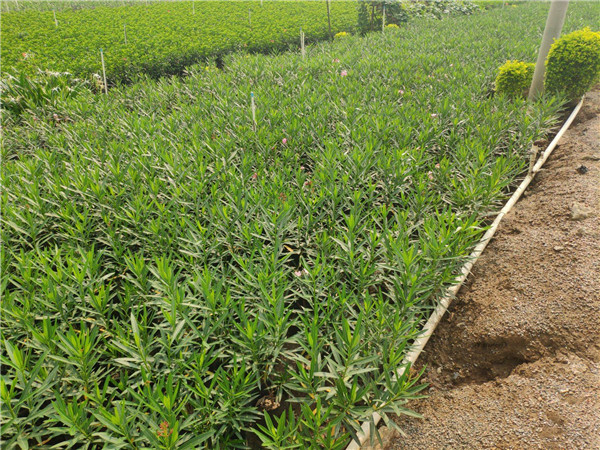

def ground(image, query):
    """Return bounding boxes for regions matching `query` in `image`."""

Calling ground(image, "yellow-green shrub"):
[495,60,534,97]
[334,31,351,40]
[385,24,400,30]
[545,27,600,101]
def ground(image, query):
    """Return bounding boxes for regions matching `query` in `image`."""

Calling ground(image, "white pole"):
[100,49,108,95]
[528,0,569,100]
[123,24,127,44]
[14,0,19,10]
[382,4,386,31]
[53,10,58,27]
[251,92,257,132]
[248,8,251,26]
[300,28,305,59]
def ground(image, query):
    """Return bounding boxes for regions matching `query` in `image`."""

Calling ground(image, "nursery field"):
[0,0,133,12]
[1,2,599,449]
[2,0,358,83]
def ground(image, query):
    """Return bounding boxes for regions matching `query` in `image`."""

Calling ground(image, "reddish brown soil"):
[378,88,600,449]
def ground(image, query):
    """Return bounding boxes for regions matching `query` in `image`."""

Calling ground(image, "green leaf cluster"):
[358,0,479,34]
[545,27,600,101]
[0,70,93,119]
[494,60,534,98]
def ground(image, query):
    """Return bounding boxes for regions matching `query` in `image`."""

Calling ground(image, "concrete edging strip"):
[346,96,585,450]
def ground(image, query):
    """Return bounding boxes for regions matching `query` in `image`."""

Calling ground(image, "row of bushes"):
[357,0,480,34]
[4,1,488,86]
[3,1,359,84]
[1,0,145,12]
[495,27,600,101]
[5,15,596,125]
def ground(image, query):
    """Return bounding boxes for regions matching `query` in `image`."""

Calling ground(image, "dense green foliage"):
[545,27,600,101]
[2,2,598,448]
[495,60,534,97]
[0,0,143,12]
[2,1,358,84]
[471,1,524,10]
[357,0,479,34]
[0,70,94,119]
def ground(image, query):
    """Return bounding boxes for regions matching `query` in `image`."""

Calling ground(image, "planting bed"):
[2,1,358,83]
[1,2,598,449]
[389,87,600,450]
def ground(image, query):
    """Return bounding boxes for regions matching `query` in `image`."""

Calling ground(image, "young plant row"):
[0,0,140,13]
[2,2,597,448]
[3,0,358,84]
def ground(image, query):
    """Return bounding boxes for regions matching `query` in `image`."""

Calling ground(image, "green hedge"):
[495,59,534,97]
[2,1,358,84]
[545,27,600,101]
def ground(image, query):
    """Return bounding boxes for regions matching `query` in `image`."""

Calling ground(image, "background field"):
[1,0,138,11]
[2,1,358,83]
[2,1,599,449]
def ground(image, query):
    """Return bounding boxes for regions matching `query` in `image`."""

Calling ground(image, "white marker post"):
[528,0,569,100]
[261,0,263,6]
[53,10,58,27]
[300,27,305,59]
[248,8,251,27]
[100,49,108,95]
[382,4,386,31]
[123,24,127,44]
[251,92,257,132]
[326,0,332,40]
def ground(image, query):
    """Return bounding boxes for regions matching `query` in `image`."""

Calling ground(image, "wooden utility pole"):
[528,0,569,100]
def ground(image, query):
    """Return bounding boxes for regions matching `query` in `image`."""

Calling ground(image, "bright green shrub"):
[495,60,534,97]
[385,23,400,30]
[334,31,351,40]
[545,27,600,101]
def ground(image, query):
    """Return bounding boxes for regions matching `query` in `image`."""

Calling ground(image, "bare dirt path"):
[382,88,600,450]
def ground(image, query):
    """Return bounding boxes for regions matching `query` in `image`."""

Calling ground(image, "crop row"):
[2,2,598,448]
[0,0,138,12]
[3,1,358,83]
[0,0,178,13]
